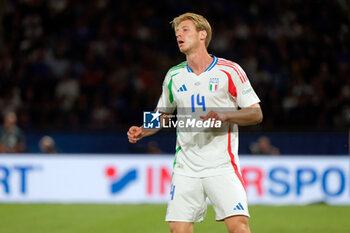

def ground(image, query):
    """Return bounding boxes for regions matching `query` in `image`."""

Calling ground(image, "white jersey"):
[156,55,260,178]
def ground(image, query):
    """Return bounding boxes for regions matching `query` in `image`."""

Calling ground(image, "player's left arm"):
[200,103,263,126]
[201,62,263,126]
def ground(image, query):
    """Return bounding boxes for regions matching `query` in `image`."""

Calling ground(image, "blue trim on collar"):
[186,55,217,73]
[205,55,218,72]
[186,64,193,73]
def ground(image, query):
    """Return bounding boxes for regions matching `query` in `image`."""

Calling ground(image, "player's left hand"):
[200,110,226,122]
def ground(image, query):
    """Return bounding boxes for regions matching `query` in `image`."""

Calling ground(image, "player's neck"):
[186,48,213,75]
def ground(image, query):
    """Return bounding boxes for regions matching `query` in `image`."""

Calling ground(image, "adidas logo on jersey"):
[177,84,187,92]
[234,202,245,211]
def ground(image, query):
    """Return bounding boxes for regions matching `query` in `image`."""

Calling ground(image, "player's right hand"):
[127,126,143,143]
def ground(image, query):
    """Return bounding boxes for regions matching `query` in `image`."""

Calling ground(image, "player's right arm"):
[127,69,176,144]
[127,113,170,143]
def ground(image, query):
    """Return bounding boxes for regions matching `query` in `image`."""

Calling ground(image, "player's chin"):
[178,47,188,54]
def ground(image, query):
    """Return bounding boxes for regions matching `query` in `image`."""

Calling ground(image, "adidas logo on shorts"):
[234,202,245,211]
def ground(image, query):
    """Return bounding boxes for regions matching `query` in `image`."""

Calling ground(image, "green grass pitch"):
[0,204,349,233]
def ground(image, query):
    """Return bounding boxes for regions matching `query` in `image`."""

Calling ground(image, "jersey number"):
[191,94,206,112]
[170,184,175,200]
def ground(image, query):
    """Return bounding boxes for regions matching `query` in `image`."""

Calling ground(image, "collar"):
[186,55,218,73]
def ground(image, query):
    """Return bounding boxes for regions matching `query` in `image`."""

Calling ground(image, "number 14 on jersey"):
[191,94,206,112]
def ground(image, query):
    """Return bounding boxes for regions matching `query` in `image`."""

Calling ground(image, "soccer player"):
[127,13,262,233]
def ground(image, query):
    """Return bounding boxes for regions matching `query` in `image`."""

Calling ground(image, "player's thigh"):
[169,221,194,233]
[224,215,251,233]
[166,173,207,222]
[202,172,249,221]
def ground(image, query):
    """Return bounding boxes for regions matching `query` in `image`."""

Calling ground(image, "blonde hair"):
[171,12,212,48]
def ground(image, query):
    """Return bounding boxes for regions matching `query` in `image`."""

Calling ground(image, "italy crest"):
[209,77,219,92]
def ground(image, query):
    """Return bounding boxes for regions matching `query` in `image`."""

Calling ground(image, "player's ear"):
[199,30,207,41]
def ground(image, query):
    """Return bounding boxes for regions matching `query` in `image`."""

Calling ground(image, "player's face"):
[175,20,202,54]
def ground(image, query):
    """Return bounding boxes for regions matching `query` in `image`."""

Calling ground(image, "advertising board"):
[0,155,349,205]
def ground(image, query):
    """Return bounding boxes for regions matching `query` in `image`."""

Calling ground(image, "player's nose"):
[175,31,182,38]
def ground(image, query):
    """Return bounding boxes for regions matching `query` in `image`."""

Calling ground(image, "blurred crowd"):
[0,0,349,132]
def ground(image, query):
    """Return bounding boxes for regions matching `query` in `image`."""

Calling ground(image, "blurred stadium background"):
[0,0,349,154]
[0,0,349,233]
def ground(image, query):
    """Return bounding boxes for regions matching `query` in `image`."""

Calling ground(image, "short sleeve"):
[230,63,260,108]
[156,72,177,113]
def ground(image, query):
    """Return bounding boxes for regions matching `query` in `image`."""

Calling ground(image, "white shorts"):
[165,172,249,222]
